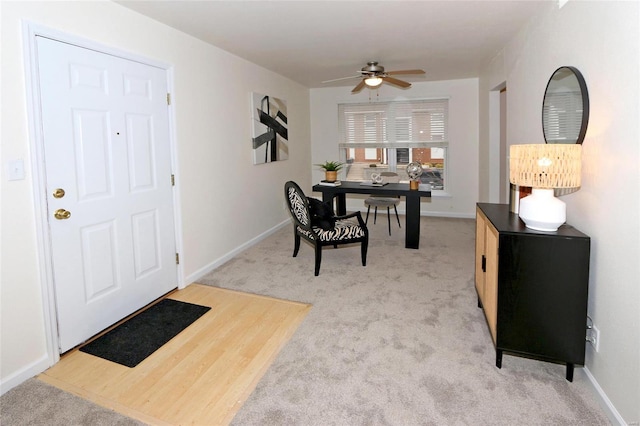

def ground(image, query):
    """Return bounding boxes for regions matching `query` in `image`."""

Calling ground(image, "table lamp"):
[509,144,582,231]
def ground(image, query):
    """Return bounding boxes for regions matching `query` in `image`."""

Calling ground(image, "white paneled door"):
[37,36,177,352]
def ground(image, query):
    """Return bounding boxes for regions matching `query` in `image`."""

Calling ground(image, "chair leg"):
[293,233,301,257]
[361,238,368,266]
[314,245,322,276]
[387,207,392,235]
[365,205,371,224]
[373,207,378,224]
[394,205,401,228]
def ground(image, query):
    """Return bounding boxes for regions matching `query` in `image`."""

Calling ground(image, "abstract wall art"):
[251,92,288,164]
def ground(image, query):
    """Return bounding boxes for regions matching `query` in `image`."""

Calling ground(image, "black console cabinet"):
[475,203,590,381]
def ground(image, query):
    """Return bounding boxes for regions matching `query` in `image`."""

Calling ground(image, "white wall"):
[480,1,640,423]
[3,2,637,422]
[310,79,479,218]
[0,1,310,391]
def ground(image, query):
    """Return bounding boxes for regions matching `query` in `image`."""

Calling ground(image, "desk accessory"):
[406,162,423,190]
[316,160,343,183]
[360,181,387,187]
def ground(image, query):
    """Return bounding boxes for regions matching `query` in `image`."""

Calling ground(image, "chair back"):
[369,172,400,202]
[284,181,311,229]
[380,172,400,184]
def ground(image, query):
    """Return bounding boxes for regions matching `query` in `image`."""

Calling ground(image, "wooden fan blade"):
[387,69,426,75]
[351,79,366,93]
[322,75,361,84]
[383,76,411,88]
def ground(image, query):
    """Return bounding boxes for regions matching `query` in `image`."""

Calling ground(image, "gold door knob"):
[52,188,66,198]
[54,209,71,220]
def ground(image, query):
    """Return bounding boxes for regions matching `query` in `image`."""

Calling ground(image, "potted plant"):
[316,161,343,182]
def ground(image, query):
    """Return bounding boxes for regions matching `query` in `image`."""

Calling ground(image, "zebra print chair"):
[284,181,368,276]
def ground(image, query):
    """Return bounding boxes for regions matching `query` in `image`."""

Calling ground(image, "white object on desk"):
[360,181,387,187]
[370,172,383,184]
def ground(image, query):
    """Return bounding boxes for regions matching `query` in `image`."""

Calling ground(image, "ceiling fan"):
[322,61,426,93]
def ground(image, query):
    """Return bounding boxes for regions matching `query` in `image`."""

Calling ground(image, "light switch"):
[7,159,25,181]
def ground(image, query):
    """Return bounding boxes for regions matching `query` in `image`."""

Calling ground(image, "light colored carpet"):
[0,378,145,426]
[1,215,610,425]
[199,215,610,425]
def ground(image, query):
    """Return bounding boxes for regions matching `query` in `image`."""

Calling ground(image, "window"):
[339,99,448,190]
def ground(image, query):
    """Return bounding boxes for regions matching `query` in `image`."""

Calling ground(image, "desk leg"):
[405,194,420,249]
[336,194,346,215]
[321,193,346,216]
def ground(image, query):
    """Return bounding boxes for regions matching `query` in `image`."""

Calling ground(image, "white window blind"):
[339,99,448,149]
[542,91,583,143]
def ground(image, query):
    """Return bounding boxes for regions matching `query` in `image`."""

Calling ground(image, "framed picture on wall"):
[251,92,288,164]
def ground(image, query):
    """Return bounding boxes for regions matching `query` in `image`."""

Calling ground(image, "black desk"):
[312,181,431,249]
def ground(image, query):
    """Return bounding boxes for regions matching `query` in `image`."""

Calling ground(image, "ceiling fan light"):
[364,76,383,87]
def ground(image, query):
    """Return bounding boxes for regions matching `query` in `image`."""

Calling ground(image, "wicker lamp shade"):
[509,143,582,231]
[510,144,582,189]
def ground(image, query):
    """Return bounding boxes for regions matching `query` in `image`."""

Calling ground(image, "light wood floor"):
[38,284,311,425]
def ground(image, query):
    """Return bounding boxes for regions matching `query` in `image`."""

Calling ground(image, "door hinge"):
[171,174,175,186]
[167,93,171,105]
[176,253,180,264]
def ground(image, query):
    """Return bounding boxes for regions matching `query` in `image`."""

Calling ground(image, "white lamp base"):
[518,188,566,231]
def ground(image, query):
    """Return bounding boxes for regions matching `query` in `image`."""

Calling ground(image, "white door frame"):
[488,82,506,204]
[22,21,185,366]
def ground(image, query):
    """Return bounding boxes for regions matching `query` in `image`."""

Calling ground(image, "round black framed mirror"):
[542,66,589,144]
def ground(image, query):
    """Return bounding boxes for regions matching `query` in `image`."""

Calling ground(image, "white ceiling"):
[116,0,550,89]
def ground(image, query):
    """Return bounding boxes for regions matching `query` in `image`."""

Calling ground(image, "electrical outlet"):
[587,325,600,352]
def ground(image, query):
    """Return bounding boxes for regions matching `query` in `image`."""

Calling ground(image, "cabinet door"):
[475,208,498,344]
[484,225,499,343]
[497,234,589,364]
[475,210,487,300]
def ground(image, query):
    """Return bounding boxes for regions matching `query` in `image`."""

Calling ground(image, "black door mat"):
[79,298,211,368]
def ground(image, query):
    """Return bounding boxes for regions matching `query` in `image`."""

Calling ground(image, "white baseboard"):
[419,211,475,219]
[357,206,475,219]
[0,354,51,396]
[583,366,629,425]
[184,219,290,285]
[343,200,475,219]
